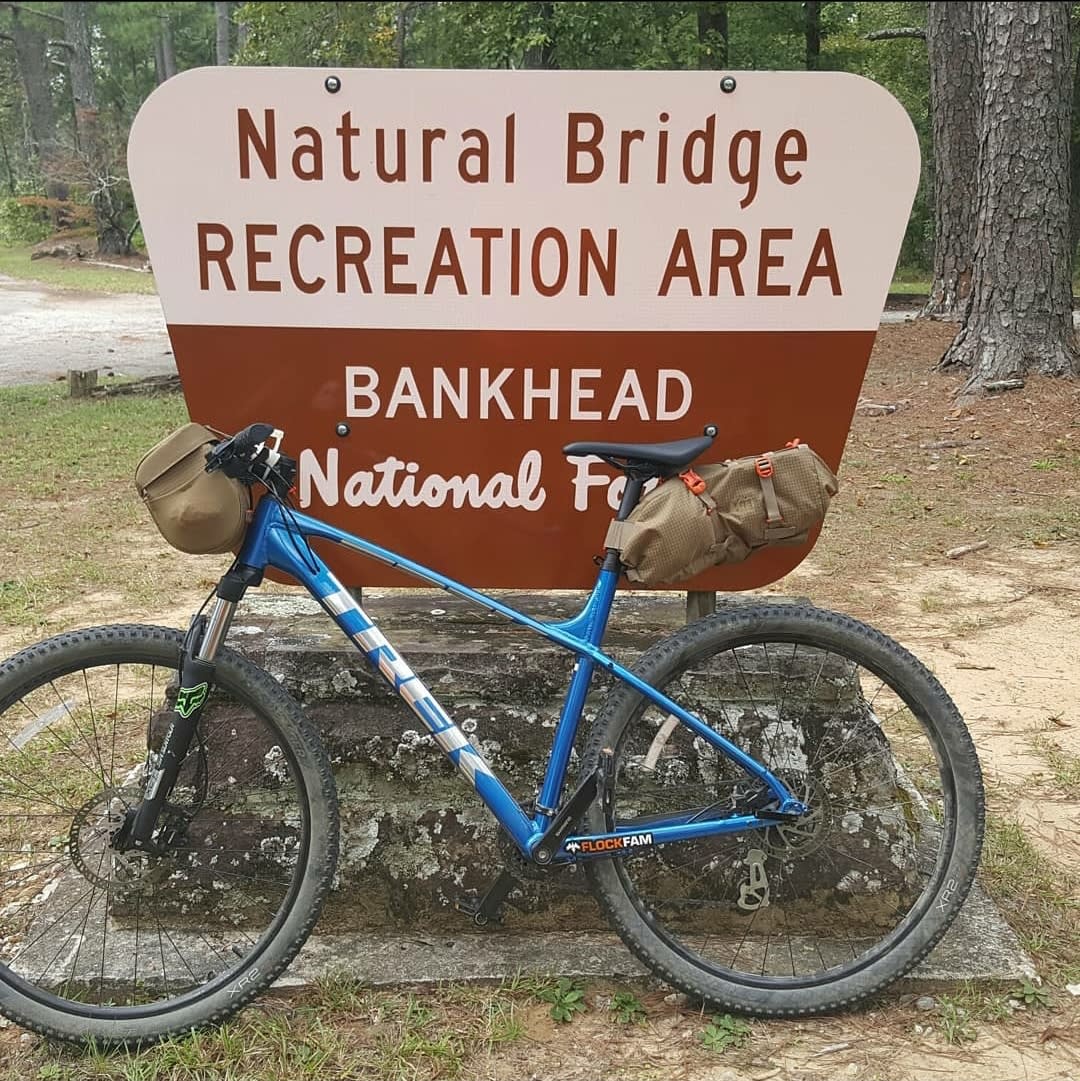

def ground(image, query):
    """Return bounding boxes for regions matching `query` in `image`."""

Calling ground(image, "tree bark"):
[8,4,65,201]
[1069,17,1080,268]
[159,11,177,80]
[395,2,408,67]
[923,2,979,319]
[63,1,127,254]
[63,1,95,154]
[215,1,230,65]
[522,2,556,69]
[0,125,15,194]
[697,2,728,68]
[939,2,1078,392]
[805,1,821,70]
[153,34,165,85]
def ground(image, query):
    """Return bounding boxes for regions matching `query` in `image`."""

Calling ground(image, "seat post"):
[599,475,646,574]
[615,476,646,523]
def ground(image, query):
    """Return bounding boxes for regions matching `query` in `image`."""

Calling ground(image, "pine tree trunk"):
[924,1,979,319]
[154,36,166,85]
[63,2,127,255]
[0,126,15,195]
[939,2,1078,392]
[8,6,65,202]
[1069,26,1080,268]
[64,2,97,156]
[522,2,556,69]
[697,2,728,68]
[805,1,821,70]
[215,1,231,65]
[160,13,178,80]
[395,2,408,67]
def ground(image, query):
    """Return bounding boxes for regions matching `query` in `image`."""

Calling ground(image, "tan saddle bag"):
[605,442,839,586]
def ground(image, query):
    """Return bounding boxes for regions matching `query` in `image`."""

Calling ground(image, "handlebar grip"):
[231,423,276,453]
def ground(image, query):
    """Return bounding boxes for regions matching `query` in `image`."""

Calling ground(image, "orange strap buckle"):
[680,468,707,495]
[755,456,774,479]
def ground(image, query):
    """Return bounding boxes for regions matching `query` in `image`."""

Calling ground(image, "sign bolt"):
[335,422,351,437]
[720,75,737,94]
[324,75,342,94]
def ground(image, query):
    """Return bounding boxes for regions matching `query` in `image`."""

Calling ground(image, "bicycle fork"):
[113,595,237,853]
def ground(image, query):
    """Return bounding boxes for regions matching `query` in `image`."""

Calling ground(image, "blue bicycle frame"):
[230,497,804,862]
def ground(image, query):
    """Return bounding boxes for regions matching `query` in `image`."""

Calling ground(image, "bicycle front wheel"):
[0,625,338,1044]
[583,604,984,1016]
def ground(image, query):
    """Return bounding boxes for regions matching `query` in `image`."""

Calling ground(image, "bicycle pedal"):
[454,894,502,926]
[454,868,519,928]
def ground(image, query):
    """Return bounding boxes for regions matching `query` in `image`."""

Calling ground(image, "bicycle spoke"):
[0,645,318,1023]
[608,626,959,991]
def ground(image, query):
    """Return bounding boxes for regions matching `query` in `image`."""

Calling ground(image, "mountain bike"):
[0,422,984,1043]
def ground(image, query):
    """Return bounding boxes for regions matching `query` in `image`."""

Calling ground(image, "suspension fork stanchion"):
[123,591,240,850]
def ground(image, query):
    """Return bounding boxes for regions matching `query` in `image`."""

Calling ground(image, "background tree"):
[64,1,129,253]
[696,2,728,67]
[215,1,231,66]
[939,1,1078,392]
[1069,6,1080,265]
[923,2,979,319]
[0,0,1003,295]
[2,2,66,202]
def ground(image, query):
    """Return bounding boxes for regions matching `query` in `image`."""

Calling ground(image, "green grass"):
[1032,736,1080,799]
[0,383,186,498]
[936,995,978,1045]
[18,986,537,1080]
[980,816,1080,983]
[0,383,189,632]
[887,279,931,295]
[889,266,931,293]
[0,242,156,295]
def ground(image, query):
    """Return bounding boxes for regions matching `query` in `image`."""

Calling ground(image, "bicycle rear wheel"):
[584,604,984,1015]
[0,625,338,1044]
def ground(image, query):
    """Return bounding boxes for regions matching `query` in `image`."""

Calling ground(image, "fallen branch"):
[0,3,66,25]
[865,27,926,41]
[814,1042,853,1056]
[946,541,989,560]
[983,378,1025,392]
[919,439,969,450]
[84,259,151,274]
[90,373,180,397]
[856,399,898,416]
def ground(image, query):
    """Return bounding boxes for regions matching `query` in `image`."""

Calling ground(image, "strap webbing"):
[758,472,783,524]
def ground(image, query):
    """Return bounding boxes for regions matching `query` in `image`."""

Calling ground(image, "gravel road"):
[0,274,175,386]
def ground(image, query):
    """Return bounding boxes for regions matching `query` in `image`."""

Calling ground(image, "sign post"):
[129,67,918,593]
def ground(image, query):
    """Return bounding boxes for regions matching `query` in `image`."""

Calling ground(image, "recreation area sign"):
[128,68,919,589]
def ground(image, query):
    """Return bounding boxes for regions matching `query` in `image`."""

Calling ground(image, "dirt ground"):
[1,319,1079,1079]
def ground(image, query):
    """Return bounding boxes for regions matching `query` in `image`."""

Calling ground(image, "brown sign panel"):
[129,68,918,590]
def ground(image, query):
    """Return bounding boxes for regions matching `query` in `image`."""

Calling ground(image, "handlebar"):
[231,423,276,455]
[204,422,296,498]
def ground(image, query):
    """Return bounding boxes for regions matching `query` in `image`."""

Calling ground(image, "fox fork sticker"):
[175,682,209,719]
